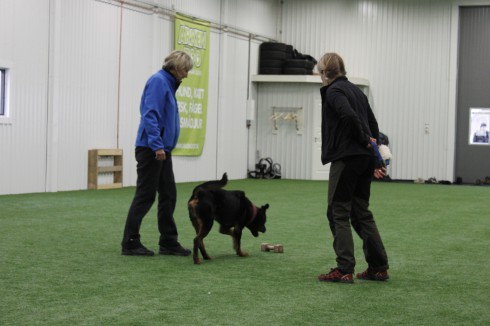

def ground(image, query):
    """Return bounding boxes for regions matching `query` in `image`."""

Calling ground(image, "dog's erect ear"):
[262,203,270,210]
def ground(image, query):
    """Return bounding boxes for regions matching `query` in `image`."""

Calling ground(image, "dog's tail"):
[190,173,228,199]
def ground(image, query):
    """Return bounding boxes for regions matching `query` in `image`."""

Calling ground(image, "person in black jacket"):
[316,53,389,283]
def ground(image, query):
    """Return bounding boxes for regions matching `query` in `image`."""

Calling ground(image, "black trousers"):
[121,147,180,249]
[326,155,389,273]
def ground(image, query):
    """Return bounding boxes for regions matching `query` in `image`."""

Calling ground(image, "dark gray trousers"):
[327,155,389,273]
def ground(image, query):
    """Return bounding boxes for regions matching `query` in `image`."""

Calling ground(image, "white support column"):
[45,0,61,192]
[216,0,229,178]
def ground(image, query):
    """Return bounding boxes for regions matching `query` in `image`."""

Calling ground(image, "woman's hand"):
[374,167,387,179]
[155,149,166,161]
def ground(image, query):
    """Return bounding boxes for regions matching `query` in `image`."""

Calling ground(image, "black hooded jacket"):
[319,76,379,165]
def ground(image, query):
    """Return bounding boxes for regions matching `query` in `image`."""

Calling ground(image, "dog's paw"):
[238,251,249,257]
[194,258,202,264]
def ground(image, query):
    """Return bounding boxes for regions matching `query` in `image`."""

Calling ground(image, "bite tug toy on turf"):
[261,243,284,253]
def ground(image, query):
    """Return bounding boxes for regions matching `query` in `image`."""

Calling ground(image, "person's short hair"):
[317,52,346,80]
[162,50,193,72]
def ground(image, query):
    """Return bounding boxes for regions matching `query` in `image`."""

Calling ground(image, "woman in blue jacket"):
[121,50,193,256]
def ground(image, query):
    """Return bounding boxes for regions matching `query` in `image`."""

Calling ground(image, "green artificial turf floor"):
[1,179,489,325]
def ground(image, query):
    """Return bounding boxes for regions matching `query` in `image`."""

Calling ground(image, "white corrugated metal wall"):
[0,0,279,195]
[117,6,160,189]
[0,0,50,194]
[50,0,121,191]
[4,0,490,195]
[254,83,317,179]
[279,0,457,181]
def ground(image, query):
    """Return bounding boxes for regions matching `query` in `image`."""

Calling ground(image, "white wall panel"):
[281,0,455,181]
[247,41,262,172]
[117,7,159,187]
[255,83,317,179]
[148,0,223,22]
[220,0,279,39]
[0,0,50,194]
[214,34,251,179]
[144,0,279,38]
[52,0,120,191]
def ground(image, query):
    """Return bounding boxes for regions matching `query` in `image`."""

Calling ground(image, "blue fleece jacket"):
[135,69,180,152]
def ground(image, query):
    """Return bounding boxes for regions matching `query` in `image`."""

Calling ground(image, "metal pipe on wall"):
[95,0,276,42]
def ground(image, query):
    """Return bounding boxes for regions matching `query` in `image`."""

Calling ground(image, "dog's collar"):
[248,203,258,226]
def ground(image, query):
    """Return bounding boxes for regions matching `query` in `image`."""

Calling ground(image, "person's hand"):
[155,149,166,161]
[373,167,387,179]
[366,137,377,149]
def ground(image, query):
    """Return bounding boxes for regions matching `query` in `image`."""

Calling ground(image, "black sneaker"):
[122,245,154,256]
[159,245,191,256]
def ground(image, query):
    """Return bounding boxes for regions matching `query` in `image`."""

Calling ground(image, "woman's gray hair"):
[162,50,193,71]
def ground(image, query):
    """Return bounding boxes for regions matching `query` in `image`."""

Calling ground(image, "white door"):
[311,99,330,180]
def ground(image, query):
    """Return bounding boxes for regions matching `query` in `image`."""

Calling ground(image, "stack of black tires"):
[259,42,317,75]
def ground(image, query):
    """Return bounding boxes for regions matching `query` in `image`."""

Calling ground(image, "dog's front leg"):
[219,225,238,256]
[233,228,248,257]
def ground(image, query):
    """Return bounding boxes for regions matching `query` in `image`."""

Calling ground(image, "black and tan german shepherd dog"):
[188,173,269,264]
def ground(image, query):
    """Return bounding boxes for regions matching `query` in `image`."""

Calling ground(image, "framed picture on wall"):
[469,108,490,145]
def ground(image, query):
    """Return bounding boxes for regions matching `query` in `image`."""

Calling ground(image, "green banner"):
[173,13,210,156]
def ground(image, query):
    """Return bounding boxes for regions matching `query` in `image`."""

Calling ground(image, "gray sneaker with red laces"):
[318,268,354,283]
